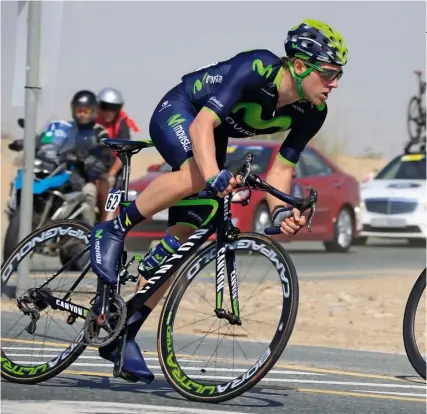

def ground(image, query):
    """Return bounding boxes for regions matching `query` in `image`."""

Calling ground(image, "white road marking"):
[1,400,247,414]
[354,390,426,397]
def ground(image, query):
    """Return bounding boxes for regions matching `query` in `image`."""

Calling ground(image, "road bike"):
[403,267,426,380]
[1,138,317,403]
[407,70,426,146]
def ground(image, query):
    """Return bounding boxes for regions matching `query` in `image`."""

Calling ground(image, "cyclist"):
[96,87,141,189]
[90,19,348,383]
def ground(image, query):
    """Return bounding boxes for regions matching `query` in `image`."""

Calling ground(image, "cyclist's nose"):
[329,78,339,88]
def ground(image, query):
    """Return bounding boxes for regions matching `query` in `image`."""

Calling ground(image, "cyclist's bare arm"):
[266,157,294,213]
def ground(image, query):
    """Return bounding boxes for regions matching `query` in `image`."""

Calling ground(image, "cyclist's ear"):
[293,58,307,76]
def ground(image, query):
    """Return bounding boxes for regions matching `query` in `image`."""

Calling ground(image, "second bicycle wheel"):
[157,232,299,403]
[403,268,426,380]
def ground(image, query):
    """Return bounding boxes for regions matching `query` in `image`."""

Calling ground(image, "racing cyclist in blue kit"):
[90,19,348,384]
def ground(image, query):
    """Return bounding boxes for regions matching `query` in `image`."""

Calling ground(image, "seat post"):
[117,152,132,202]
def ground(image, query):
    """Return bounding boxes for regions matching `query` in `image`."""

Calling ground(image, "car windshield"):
[375,154,426,180]
[157,144,273,174]
[224,144,273,174]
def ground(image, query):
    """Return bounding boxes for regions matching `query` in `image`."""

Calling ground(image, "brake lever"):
[239,153,254,186]
[307,203,316,232]
[305,189,318,232]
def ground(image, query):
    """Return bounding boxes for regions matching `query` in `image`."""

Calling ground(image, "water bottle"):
[138,234,181,275]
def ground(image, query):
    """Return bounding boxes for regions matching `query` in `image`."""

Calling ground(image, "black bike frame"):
[32,149,315,325]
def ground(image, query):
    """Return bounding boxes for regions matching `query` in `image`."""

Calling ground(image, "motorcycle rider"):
[7,91,114,225]
[96,87,141,188]
[67,89,114,223]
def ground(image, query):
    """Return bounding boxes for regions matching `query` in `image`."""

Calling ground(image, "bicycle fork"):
[214,245,241,325]
[214,195,241,325]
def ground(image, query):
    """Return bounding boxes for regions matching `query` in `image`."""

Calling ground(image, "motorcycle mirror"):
[17,118,25,129]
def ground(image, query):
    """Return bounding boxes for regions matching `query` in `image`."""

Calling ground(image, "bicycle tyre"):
[407,96,422,142]
[403,268,426,380]
[157,232,299,403]
[1,220,91,384]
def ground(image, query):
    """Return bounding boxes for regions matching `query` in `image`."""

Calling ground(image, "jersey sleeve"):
[278,104,328,166]
[203,50,280,123]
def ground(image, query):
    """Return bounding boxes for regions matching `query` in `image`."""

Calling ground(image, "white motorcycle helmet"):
[97,87,124,113]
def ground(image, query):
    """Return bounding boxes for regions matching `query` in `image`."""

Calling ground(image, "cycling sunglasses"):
[305,62,343,82]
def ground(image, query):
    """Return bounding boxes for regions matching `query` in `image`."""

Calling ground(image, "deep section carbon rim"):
[1,220,92,384]
[158,232,299,402]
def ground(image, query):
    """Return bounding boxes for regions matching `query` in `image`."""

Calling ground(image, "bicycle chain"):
[17,288,99,346]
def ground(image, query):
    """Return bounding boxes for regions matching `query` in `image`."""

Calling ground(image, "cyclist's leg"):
[97,85,205,382]
[90,84,204,286]
[138,137,229,309]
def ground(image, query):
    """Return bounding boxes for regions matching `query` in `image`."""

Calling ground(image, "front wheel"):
[403,268,426,379]
[157,232,299,403]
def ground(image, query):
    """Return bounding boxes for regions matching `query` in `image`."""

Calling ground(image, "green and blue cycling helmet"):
[284,19,348,99]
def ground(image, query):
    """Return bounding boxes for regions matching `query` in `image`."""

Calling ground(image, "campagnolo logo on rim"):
[2,226,89,283]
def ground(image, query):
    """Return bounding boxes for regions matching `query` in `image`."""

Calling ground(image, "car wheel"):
[408,238,426,247]
[353,236,368,246]
[253,203,272,234]
[324,207,354,253]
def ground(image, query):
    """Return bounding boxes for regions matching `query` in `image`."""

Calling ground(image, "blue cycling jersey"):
[179,49,327,166]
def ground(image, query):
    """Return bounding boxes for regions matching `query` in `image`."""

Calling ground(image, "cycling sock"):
[115,200,145,234]
[126,305,152,341]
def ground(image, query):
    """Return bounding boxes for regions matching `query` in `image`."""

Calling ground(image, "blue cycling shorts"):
[148,83,228,230]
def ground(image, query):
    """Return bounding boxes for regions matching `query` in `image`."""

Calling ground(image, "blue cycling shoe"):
[90,219,124,285]
[99,339,155,384]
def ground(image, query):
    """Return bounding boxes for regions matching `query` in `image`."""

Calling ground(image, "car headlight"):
[128,190,139,201]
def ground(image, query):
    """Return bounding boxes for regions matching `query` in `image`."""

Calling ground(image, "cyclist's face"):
[99,109,117,123]
[301,62,342,106]
[74,106,94,124]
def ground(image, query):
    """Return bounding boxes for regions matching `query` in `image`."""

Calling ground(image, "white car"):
[356,152,426,246]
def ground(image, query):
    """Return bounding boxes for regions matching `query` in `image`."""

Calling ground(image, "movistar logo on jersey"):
[230,102,292,131]
[252,59,273,78]
[167,114,185,128]
[193,72,223,93]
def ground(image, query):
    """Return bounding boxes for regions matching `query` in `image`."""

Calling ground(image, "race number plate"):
[105,189,121,212]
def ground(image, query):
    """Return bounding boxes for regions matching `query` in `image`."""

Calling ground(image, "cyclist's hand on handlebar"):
[273,207,307,235]
[206,169,241,198]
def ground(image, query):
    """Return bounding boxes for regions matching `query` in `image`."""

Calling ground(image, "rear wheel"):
[1,220,92,384]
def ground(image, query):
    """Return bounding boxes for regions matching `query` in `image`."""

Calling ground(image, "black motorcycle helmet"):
[71,90,98,125]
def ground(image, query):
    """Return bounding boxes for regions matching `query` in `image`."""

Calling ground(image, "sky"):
[1,1,426,159]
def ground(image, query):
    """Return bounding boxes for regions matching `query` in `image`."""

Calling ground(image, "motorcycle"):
[4,118,99,269]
